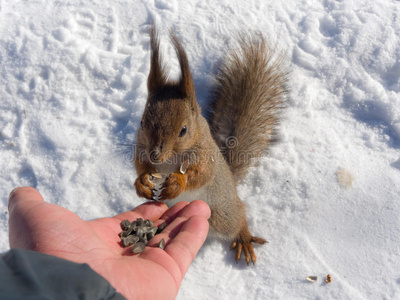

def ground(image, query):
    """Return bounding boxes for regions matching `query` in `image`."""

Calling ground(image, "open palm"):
[8,187,210,299]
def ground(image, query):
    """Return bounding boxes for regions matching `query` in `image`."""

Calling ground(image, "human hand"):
[8,187,210,299]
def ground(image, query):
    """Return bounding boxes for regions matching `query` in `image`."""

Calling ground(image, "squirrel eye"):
[140,121,143,130]
[179,125,187,137]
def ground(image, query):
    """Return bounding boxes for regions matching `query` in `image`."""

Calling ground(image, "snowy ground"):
[1,0,400,299]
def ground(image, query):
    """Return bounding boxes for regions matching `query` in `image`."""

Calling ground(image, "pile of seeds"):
[120,218,166,254]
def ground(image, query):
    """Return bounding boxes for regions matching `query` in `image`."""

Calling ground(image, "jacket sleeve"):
[0,248,126,300]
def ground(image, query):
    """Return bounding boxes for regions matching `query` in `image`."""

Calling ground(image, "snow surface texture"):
[1,0,400,299]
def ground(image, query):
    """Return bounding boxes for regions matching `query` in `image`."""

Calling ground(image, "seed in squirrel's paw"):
[151,173,163,179]
[180,160,190,174]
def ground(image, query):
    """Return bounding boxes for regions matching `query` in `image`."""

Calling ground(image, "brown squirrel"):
[134,26,287,264]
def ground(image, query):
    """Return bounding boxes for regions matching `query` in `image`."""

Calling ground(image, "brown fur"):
[134,26,288,264]
[208,33,288,182]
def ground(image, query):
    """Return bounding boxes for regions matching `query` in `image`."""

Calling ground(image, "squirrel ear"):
[169,30,196,102]
[147,26,167,94]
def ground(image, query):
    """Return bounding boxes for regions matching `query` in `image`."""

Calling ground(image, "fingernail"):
[8,187,21,210]
[8,187,20,201]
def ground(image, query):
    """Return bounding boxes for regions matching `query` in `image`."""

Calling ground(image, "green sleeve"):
[0,248,126,300]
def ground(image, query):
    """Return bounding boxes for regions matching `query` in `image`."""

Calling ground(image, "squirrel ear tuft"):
[147,25,168,94]
[169,30,196,101]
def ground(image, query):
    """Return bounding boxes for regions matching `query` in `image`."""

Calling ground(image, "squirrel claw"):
[230,241,237,250]
[159,173,186,200]
[231,235,266,265]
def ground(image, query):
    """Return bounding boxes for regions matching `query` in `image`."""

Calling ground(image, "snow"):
[1,0,400,299]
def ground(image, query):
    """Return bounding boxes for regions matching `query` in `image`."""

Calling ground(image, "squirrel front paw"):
[230,228,267,265]
[159,173,187,200]
[134,173,155,200]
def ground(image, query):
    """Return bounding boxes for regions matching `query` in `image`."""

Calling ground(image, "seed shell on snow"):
[326,274,332,283]
[306,276,318,282]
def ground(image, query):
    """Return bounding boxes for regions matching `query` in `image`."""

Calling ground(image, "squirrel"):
[134,26,287,264]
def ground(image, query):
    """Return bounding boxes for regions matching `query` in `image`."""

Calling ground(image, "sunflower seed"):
[144,219,153,227]
[122,235,140,247]
[120,218,164,254]
[306,276,318,282]
[158,238,165,250]
[146,231,155,240]
[121,220,131,230]
[180,160,190,174]
[120,228,133,238]
[148,226,158,235]
[157,222,166,233]
[131,221,137,231]
[136,227,145,238]
[136,218,144,227]
[151,173,163,179]
[131,242,145,254]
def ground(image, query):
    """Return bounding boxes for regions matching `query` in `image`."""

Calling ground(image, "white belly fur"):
[163,185,208,208]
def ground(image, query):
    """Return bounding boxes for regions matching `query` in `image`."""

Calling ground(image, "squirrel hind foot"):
[230,235,267,265]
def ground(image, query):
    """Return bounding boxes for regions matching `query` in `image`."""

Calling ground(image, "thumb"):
[8,186,45,212]
[8,187,47,249]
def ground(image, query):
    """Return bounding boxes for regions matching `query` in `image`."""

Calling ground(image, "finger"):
[140,213,209,286]
[113,201,168,224]
[158,201,190,224]
[144,201,191,248]
[164,214,209,279]
[147,200,210,247]
[149,201,210,278]
[8,186,45,212]
[8,187,67,249]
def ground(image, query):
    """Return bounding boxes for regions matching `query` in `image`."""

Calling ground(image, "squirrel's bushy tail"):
[208,33,288,182]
